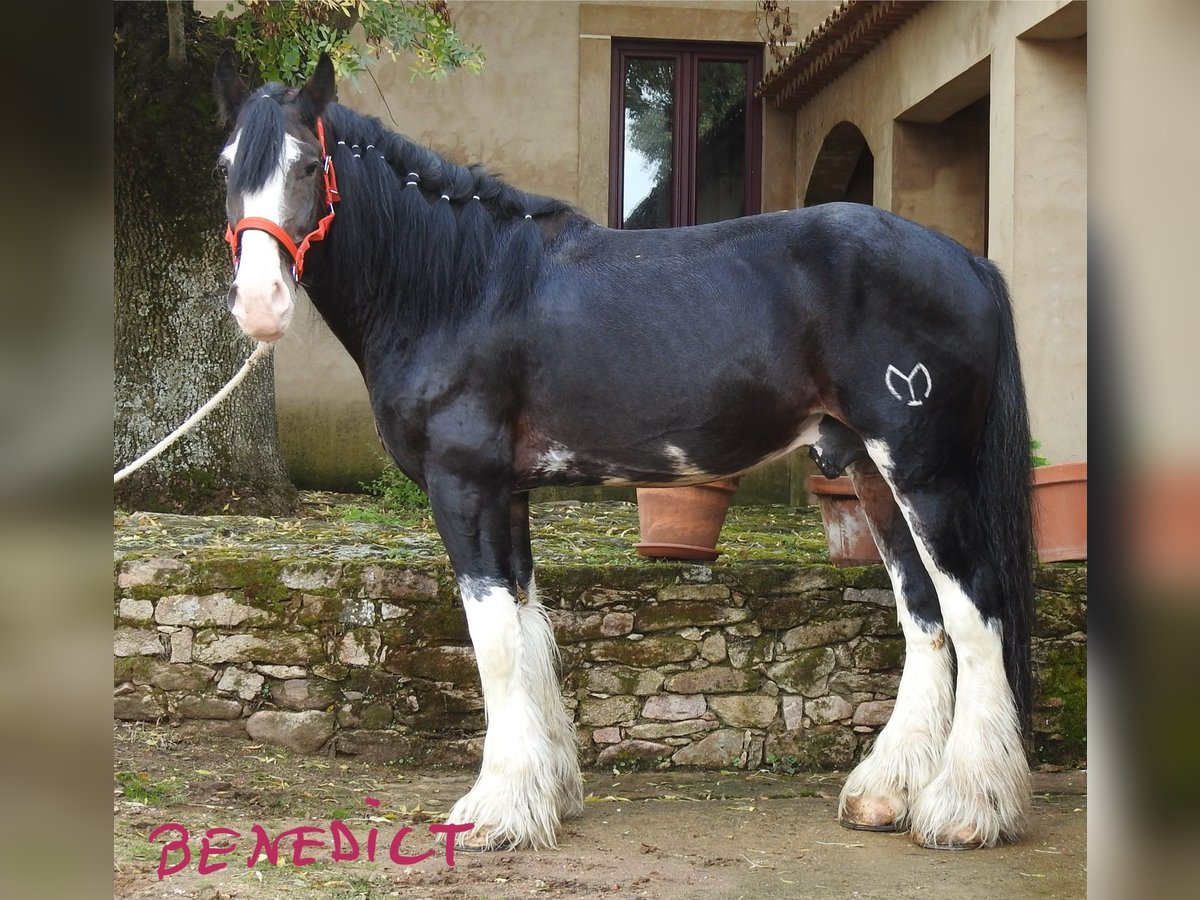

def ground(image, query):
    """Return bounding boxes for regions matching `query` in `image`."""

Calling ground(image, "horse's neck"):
[303,282,374,370]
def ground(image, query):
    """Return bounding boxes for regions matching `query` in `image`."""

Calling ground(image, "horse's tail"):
[969,256,1035,736]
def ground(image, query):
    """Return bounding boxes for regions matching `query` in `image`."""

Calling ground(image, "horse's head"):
[214,52,337,342]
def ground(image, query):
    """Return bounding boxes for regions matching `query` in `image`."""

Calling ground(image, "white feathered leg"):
[864,440,1031,849]
[839,565,954,830]
[445,577,581,850]
[904,564,1031,848]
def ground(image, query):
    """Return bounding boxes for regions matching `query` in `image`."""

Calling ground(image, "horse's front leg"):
[510,491,583,819]
[426,469,581,850]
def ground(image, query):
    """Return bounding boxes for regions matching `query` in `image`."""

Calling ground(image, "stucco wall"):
[790,1,1086,464]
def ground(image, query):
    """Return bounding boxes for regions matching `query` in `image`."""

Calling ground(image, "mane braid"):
[307,102,578,341]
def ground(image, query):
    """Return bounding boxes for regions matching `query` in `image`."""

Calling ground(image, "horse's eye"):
[303,161,319,177]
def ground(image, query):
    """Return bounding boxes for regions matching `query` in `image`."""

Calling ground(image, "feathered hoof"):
[839,794,903,832]
[907,777,1028,851]
[911,830,985,851]
[451,824,519,853]
[443,778,563,851]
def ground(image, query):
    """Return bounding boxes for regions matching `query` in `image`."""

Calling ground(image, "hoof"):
[839,795,903,833]
[453,825,518,853]
[912,833,985,851]
[841,818,902,833]
[911,821,992,851]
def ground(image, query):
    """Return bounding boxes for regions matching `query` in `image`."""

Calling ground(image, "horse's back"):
[537,202,995,362]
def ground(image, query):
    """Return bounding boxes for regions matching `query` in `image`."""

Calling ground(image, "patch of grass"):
[338,506,410,527]
[764,753,805,776]
[115,770,183,806]
[325,876,381,900]
[363,462,430,515]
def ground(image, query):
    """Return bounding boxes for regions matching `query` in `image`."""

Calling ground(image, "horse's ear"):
[298,53,337,120]
[214,50,248,123]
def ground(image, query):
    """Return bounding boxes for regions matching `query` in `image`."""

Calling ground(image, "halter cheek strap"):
[224,117,340,282]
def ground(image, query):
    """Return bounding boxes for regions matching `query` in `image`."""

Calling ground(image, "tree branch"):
[166,1,186,70]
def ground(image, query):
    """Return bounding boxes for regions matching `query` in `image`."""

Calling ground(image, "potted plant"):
[635,477,740,561]
[809,441,1087,566]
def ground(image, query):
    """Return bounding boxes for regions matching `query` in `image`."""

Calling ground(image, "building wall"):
[790,1,1086,465]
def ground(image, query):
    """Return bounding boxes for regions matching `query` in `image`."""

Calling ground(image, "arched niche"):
[804,122,874,207]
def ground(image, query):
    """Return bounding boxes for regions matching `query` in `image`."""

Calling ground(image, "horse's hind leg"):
[864,441,1030,849]
[427,470,581,850]
[809,418,954,832]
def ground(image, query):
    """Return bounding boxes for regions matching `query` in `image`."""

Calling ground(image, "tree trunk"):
[114,1,297,515]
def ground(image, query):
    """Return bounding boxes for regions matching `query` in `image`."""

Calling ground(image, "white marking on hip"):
[885,363,932,406]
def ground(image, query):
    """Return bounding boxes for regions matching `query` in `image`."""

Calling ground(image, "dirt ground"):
[113,724,1086,899]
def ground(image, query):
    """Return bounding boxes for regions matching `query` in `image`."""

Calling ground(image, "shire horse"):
[213,53,1034,852]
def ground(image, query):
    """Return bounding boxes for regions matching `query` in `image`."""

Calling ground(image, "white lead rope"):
[113,340,273,484]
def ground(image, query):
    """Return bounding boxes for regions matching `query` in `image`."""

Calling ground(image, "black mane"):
[231,87,585,350]
[229,86,289,195]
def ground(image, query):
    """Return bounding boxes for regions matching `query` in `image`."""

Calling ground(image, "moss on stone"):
[769,647,836,694]
[635,601,748,632]
[838,566,893,589]
[1034,591,1088,638]
[586,636,699,666]
[1034,562,1088,594]
[399,604,469,643]
[724,564,831,598]
[853,637,906,671]
[727,634,775,669]
[125,584,167,602]
[114,656,154,685]
[753,594,825,630]
[359,702,395,729]
[538,564,666,601]
[384,646,475,681]
[1033,642,1087,765]
[765,725,857,770]
[296,595,342,626]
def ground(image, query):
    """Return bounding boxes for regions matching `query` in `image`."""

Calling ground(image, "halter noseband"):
[224,117,340,282]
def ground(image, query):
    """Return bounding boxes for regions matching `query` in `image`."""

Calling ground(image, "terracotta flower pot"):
[807,475,881,567]
[810,462,1089,567]
[1032,461,1087,562]
[635,477,740,561]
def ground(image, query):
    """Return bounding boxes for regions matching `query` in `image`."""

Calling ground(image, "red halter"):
[224,117,340,282]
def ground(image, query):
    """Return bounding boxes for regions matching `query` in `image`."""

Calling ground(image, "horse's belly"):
[513,415,822,491]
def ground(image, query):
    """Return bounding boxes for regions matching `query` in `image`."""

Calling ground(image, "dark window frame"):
[609,39,763,229]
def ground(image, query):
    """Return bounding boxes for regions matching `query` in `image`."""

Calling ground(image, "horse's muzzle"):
[228,272,293,342]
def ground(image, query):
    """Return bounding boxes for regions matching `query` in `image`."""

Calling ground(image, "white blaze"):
[221,130,302,341]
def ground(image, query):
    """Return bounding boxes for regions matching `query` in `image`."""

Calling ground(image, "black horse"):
[214,53,1033,852]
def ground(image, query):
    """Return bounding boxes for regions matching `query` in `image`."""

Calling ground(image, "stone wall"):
[113,555,1087,770]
